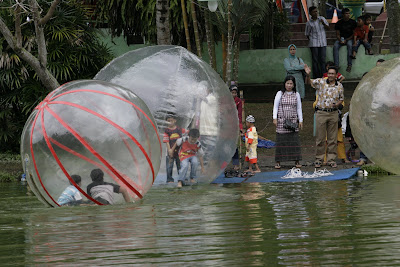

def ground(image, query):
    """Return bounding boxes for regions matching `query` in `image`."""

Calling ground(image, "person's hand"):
[201,167,206,174]
[299,122,303,130]
[304,64,311,75]
[273,119,277,126]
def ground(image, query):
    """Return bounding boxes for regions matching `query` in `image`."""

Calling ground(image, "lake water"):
[2,175,400,266]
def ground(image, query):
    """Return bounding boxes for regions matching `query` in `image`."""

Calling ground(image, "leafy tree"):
[0,0,113,152]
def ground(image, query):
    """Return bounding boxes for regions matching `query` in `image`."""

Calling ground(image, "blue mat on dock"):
[212,167,360,184]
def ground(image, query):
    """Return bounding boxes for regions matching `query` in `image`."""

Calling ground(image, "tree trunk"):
[180,0,191,52]
[222,34,227,81]
[264,8,274,49]
[156,0,171,45]
[210,15,216,70]
[232,35,240,83]
[319,0,326,18]
[225,0,233,85]
[204,10,215,69]
[190,0,202,57]
[387,0,400,53]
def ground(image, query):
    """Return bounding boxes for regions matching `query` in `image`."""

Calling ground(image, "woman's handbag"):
[284,119,298,131]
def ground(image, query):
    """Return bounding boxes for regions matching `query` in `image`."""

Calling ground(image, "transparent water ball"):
[20,80,161,207]
[350,58,400,174]
[95,45,239,184]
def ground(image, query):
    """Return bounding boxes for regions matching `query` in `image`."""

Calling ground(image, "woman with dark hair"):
[273,76,303,169]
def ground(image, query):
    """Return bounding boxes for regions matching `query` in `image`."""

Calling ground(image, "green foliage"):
[94,0,203,46]
[0,0,113,153]
[361,164,392,175]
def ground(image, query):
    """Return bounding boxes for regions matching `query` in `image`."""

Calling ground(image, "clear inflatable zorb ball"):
[20,80,161,207]
[350,58,400,174]
[94,45,239,184]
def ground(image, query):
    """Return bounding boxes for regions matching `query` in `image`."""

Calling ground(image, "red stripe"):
[49,100,155,184]
[44,106,144,199]
[30,109,60,207]
[40,113,103,205]
[49,89,162,154]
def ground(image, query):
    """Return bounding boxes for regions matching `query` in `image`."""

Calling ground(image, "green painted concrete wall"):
[100,29,400,83]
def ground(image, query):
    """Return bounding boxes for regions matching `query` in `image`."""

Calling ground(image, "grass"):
[0,153,22,182]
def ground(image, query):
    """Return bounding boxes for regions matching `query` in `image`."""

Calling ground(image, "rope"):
[281,167,333,179]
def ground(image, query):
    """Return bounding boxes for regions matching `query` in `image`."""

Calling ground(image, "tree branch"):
[39,0,61,26]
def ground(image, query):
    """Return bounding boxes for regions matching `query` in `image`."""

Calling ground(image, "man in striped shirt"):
[305,6,330,78]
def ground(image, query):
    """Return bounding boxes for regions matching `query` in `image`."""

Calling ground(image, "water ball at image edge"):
[350,58,400,174]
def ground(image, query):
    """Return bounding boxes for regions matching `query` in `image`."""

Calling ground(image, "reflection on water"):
[2,176,400,265]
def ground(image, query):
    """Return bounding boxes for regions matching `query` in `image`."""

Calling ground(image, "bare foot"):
[177,181,183,188]
[190,178,197,184]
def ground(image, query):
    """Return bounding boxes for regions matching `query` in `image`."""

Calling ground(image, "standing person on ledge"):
[284,44,308,99]
[305,6,329,78]
[305,65,344,168]
[333,8,357,73]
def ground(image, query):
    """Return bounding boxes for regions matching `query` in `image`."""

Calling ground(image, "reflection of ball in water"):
[350,58,400,174]
[20,80,161,207]
[95,46,238,183]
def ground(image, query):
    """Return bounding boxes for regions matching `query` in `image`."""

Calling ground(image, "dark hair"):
[357,16,364,21]
[325,61,335,68]
[362,71,368,77]
[188,128,200,138]
[229,85,238,92]
[327,66,338,74]
[90,169,104,182]
[70,174,81,185]
[364,14,371,20]
[342,8,350,13]
[166,112,176,120]
[309,6,317,13]
[281,75,297,93]
[377,59,385,63]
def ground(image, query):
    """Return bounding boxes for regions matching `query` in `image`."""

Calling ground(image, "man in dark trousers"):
[333,8,357,73]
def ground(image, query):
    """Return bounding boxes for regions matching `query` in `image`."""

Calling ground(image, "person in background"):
[376,58,385,66]
[352,16,373,59]
[364,14,374,47]
[305,6,329,78]
[57,174,83,206]
[305,65,344,168]
[244,115,261,173]
[174,129,205,188]
[163,113,187,183]
[333,8,357,73]
[284,44,308,99]
[87,169,130,205]
[273,76,303,169]
[230,84,243,170]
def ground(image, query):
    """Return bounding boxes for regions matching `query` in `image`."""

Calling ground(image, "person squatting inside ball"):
[172,128,206,188]
[87,169,131,205]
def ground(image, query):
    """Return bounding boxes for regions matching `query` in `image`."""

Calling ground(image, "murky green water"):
[2,176,400,266]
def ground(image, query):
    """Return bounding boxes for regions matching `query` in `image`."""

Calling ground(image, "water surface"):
[2,175,400,266]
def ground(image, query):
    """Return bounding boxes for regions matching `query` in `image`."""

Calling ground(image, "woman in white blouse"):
[273,76,303,169]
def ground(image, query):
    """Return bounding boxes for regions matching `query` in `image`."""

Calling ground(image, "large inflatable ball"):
[350,58,400,174]
[95,46,239,184]
[20,80,161,207]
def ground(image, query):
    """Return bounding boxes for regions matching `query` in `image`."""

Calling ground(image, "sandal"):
[328,161,337,168]
[295,161,302,168]
[314,161,321,168]
[275,163,281,169]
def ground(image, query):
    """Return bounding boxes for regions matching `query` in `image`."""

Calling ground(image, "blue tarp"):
[212,168,360,184]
